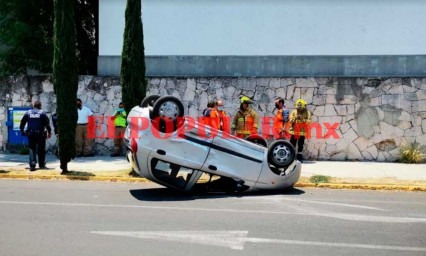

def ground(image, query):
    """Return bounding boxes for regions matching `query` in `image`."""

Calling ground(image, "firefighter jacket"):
[289,109,312,136]
[231,107,259,137]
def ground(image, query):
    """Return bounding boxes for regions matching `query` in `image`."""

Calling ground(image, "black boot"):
[60,157,70,175]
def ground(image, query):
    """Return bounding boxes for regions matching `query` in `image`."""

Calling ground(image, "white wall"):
[99,0,426,56]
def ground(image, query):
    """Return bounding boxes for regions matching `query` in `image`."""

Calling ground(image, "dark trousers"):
[28,133,46,167]
[113,126,126,154]
[290,135,305,153]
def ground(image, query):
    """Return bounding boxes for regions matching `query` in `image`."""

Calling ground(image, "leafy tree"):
[53,0,78,172]
[0,0,54,76]
[121,0,147,112]
[0,0,97,77]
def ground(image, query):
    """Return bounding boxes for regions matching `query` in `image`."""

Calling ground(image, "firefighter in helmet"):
[289,98,311,162]
[231,96,259,138]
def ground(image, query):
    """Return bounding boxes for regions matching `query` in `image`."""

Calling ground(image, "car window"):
[151,158,194,189]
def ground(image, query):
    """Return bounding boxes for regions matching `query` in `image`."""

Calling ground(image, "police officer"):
[20,101,52,171]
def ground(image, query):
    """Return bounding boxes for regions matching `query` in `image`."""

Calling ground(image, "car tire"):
[152,96,185,132]
[267,140,296,168]
[140,95,160,108]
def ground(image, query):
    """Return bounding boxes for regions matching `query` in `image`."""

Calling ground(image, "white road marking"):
[284,198,387,211]
[1,200,425,223]
[91,230,426,252]
[92,230,248,250]
[245,196,387,211]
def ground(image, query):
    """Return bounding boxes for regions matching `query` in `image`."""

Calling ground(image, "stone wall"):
[0,76,122,155]
[1,75,426,161]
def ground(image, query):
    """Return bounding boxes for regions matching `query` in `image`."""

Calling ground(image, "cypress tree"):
[121,0,147,113]
[52,0,78,172]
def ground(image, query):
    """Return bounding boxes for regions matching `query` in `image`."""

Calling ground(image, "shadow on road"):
[244,188,305,196]
[130,187,305,202]
[130,188,201,201]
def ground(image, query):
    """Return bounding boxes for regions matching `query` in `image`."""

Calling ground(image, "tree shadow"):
[0,170,10,174]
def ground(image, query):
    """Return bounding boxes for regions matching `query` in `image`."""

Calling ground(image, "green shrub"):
[399,143,425,164]
[309,175,331,185]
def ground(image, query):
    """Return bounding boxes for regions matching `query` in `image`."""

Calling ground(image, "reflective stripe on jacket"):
[231,108,259,136]
[289,109,311,136]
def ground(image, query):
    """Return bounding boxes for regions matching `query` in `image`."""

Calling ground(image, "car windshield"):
[151,159,194,189]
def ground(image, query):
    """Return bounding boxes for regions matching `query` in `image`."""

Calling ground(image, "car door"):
[147,119,213,170]
[201,130,265,184]
[146,120,212,190]
[147,156,204,191]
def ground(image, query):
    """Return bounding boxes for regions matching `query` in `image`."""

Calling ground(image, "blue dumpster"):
[5,107,32,147]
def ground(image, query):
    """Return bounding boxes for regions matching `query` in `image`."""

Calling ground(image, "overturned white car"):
[124,95,301,193]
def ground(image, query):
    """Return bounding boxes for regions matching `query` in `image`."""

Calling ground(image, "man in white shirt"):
[76,99,94,156]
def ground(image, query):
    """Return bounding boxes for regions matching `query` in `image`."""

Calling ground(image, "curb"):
[296,182,426,192]
[0,174,149,182]
[1,174,425,191]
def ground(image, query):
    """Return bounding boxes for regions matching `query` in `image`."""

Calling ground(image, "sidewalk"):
[0,153,425,190]
[0,154,130,172]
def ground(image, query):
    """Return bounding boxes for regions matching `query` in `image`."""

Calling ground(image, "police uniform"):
[20,108,52,171]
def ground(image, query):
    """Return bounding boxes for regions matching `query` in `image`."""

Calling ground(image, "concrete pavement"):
[0,153,425,190]
[0,153,130,172]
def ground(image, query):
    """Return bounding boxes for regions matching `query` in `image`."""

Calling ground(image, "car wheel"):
[140,95,160,108]
[267,140,296,168]
[152,96,185,132]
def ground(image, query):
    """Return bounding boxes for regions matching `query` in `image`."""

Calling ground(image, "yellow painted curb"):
[295,182,426,191]
[0,174,425,191]
[0,174,149,182]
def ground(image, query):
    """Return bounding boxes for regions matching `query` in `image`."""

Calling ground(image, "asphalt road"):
[0,180,425,256]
